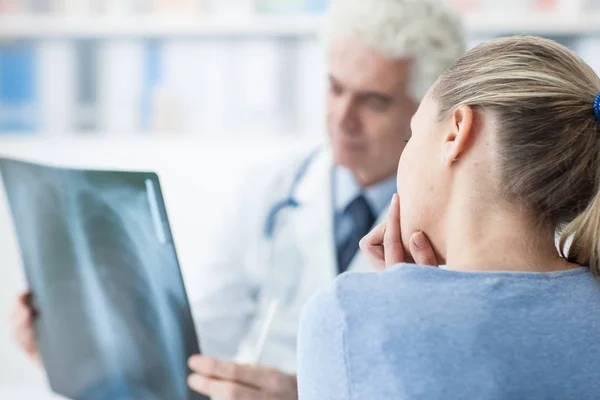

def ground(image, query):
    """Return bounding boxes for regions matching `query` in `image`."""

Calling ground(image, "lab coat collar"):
[333,165,396,216]
[290,146,392,276]
[293,147,334,206]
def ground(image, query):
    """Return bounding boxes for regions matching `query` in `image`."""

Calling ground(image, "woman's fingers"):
[383,194,404,267]
[361,195,440,270]
[360,222,387,271]
[409,231,438,267]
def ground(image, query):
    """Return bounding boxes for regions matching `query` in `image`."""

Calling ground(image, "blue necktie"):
[337,194,376,274]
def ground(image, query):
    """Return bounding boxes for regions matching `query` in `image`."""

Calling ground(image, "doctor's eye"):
[403,139,410,143]
[365,96,391,112]
[329,80,343,96]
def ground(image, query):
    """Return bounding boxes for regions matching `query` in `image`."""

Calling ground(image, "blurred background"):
[0,0,600,396]
[0,0,597,138]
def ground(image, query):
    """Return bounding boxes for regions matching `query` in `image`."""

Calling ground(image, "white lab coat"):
[191,147,389,374]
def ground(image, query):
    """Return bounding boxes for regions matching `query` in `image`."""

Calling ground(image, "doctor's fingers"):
[12,292,34,315]
[360,223,386,271]
[187,374,262,400]
[189,356,295,394]
[409,232,438,267]
[11,294,34,340]
[384,194,405,268]
[10,296,39,361]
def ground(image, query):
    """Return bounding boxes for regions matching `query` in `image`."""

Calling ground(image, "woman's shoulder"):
[325,264,598,323]
[334,264,445,304]
[300,264,440,330]
[303,264,598,322]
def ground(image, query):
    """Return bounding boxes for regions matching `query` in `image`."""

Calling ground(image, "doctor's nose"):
[334,98,361,135]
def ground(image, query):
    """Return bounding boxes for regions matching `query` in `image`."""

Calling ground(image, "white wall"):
[0,135,317,391]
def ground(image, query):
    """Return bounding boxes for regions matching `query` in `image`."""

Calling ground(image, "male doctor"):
[184,1,466,398]
[12,0,465,399]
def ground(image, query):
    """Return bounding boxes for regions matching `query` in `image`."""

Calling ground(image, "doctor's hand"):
[188,355,297,400]
[10,292,42,365]
[360,194,438,270]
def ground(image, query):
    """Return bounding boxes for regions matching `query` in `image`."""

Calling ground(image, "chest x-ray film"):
[0,157,208,400]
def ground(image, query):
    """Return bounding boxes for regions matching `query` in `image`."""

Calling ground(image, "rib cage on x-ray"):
[0,158,206,400]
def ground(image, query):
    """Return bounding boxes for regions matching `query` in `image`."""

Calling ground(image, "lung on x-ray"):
[0,157,208,400]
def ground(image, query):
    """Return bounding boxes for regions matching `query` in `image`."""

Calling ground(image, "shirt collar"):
[333,166,397,215]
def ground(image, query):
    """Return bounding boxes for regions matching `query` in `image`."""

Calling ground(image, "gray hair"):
[322,0,466,101]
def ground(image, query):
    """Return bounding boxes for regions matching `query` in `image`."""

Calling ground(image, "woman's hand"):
[360,194,438,270]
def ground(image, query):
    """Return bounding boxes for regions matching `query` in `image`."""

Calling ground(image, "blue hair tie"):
[595,92,600,122]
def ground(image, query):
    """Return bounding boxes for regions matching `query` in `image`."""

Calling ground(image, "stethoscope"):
[251,146,322,364]
[262,147,322,239]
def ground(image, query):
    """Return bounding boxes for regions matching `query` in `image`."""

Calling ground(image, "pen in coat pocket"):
[251,299,280,365]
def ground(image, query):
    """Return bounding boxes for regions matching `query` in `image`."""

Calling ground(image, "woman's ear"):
[443,105,474,166]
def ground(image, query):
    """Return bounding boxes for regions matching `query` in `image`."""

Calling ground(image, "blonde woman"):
[297,36,600,399]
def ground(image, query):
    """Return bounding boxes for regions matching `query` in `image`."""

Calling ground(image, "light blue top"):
[297,264,600,400]
[333,166,396,247]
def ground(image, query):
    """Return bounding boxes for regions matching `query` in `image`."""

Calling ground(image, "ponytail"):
[559,183,600,276]
[560,93,600,275]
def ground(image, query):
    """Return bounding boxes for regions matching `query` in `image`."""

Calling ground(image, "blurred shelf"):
[0,133,322,170]
[0,12,599,39]
[0,132,319,146]
[464,12,600,35]
[0,15,322,38]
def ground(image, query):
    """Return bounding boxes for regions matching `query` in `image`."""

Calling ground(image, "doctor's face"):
[327,39,417,184]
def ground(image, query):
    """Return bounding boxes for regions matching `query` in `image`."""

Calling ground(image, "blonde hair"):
[322,0,465,102]
[433,36,600,274]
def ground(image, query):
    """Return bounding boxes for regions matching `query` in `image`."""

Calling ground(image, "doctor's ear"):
[442,105,474,166]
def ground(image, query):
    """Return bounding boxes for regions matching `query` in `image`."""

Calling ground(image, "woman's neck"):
[441,204,580,273]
